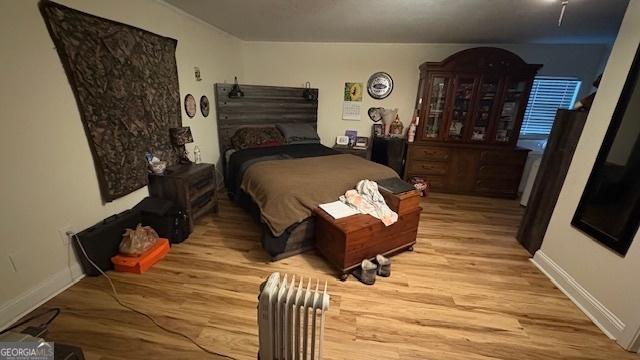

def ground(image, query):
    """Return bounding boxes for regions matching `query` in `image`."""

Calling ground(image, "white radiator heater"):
[258,272,330,360]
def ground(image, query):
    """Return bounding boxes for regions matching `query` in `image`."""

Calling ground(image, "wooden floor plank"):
[21,192,637,359]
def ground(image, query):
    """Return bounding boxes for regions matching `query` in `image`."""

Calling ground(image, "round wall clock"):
[184,94,196,118]
[200,95,210,117]
[367,72,394,99]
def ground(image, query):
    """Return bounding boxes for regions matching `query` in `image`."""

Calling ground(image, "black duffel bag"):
[72,210,140,276]
[134,197,190,244]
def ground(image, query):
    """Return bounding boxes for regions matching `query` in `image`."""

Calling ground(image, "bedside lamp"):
[228,76,244,98]
[170,126,194,164]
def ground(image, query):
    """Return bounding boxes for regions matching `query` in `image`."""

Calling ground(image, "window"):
[520,76,581,136]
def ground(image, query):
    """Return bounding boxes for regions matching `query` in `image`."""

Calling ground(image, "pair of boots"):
[353,255,391,285]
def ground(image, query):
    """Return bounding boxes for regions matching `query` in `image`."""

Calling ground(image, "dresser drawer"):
[410,146,450,162]
[474,178,519,195]
[480,150,527,165]
[477,164,523,180]
[189,168,215,197]
[407,160,448,175]
[191,190,215,213]
[426,175,447,190]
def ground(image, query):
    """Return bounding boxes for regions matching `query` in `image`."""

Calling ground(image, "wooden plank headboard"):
[214,83,319,156]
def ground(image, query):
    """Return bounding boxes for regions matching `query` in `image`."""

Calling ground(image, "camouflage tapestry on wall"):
[40,1,181,202]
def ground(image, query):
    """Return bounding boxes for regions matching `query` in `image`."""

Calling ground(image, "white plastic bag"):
[119,224,159,256]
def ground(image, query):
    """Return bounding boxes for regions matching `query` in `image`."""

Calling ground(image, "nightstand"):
[148,163,218,232]
[332,145,370,159]
[371,137,407,176]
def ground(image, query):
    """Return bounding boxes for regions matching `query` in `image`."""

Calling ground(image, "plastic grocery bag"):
[119,224,159,256]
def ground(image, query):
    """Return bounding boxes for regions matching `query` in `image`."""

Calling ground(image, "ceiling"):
[165,0,628,44]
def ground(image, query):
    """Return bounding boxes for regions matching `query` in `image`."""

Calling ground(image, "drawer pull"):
[421,150,448,159]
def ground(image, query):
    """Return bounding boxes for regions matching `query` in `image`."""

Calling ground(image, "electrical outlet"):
[58,225,74,245]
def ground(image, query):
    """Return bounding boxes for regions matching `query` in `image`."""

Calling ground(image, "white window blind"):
[520,76,581,136]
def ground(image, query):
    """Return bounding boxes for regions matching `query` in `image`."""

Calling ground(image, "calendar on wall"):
[342,101,361,120]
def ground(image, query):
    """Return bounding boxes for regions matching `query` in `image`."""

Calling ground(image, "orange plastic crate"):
[111,238,170,274]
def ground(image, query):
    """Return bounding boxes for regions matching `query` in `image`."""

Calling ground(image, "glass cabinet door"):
[470,78,500,142]
[423,75,450,139]
[447,77,476,141]
[495,79,527,143]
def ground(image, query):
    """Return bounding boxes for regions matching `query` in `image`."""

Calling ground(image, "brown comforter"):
[241,154,398,236]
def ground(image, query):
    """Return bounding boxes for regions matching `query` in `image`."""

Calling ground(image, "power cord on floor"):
[72,233,236,360]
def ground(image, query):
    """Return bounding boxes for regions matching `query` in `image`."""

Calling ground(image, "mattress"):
[226,144,340,259]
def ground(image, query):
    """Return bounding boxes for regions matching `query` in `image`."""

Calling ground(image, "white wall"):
[242,42,609,144]
[0,0,242,328]
[534,0,640,350]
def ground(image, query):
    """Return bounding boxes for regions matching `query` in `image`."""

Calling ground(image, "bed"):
[215,83,398,260]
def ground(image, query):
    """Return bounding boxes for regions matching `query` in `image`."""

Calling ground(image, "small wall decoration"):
[194,66,201,81]
[343,82,363,120]
[344,82,363,101]
[367,72,394,99]
[184,94,196,118]
[368,107,384,122]
[200,95,210,117]
[342,101,361,120]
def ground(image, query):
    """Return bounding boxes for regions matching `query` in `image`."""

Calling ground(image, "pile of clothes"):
[339,179,398,226]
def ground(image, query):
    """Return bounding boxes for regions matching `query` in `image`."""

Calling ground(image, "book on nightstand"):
[376,177,415,194]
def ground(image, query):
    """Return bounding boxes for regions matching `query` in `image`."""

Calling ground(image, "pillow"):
[231,127,284,150]
[276,123,320,144]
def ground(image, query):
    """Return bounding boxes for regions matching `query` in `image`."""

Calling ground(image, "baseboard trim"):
[531,250,624,340]
[0,264,84,331]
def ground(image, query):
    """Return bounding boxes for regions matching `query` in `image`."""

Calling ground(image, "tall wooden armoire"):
[404,47,542,198]
[517,109,588,255]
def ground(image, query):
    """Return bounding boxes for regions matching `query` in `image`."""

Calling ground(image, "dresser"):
[406,143,529,198]
[148,163,218,232]
[371,137,407,176]
[404,47,541,198]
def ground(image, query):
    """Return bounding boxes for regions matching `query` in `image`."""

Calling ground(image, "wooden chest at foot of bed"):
[313,189,421,280]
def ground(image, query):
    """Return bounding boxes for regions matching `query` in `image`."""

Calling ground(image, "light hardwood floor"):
[27,193,637,359]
